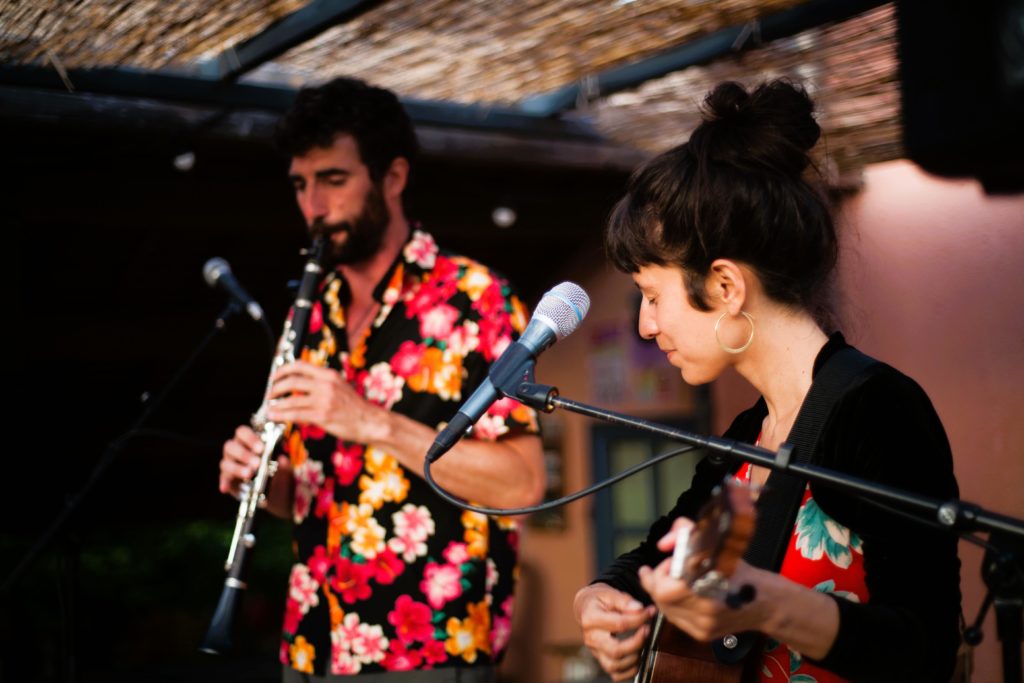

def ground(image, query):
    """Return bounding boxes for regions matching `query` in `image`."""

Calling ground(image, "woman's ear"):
[707,259,748,314]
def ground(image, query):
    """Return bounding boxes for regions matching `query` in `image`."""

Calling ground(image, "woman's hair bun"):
[692,79,821,177]
[605,78,837,324]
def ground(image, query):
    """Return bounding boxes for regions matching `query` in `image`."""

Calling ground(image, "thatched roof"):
[0,0,308,67]
[591,4,899,179]
[240,0,807,101]
[0,0,901,179]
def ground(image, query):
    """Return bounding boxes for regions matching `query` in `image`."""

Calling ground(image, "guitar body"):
[635,479,759,683]
[637,614,757,683]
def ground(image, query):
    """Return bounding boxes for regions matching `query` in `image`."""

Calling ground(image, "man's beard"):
[311,182,390,270]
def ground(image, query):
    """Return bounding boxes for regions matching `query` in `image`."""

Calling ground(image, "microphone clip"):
[515,381,558,413]
[486,346,559,413]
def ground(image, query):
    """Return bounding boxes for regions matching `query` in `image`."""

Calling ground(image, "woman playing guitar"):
[574,80,961,683]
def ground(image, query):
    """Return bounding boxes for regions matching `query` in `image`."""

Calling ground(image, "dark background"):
[0,116,628,682]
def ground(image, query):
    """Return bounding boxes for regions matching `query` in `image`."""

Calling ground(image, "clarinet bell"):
[199,580,244,655]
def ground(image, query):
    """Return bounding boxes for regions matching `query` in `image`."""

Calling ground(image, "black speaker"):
[897,0,1024,193]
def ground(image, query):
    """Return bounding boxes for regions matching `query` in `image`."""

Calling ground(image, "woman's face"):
[633,264,729,385]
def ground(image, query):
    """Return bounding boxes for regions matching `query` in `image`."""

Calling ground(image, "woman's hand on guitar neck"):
[638,518,841,660]
[574,582,656,681]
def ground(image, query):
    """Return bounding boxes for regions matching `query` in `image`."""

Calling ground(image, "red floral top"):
[735,463,870,683]
[280,230,539,676]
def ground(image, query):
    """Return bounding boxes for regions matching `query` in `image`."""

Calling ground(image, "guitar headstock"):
[669,479,757,601]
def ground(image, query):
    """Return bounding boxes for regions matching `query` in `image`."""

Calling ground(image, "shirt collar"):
[812,331,849,377]
[321,226,437,305]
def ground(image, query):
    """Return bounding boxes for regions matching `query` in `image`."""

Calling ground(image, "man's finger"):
[224,440,260,470]
[220,457,252,484]
[234,426,264,451]
[275,360,334,382]
[268,376,317,399]
[268,393,315,413]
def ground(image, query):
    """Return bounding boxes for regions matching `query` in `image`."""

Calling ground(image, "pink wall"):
[832,160,1024,682]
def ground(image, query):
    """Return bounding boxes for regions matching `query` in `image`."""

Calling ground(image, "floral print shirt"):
[280,230,540,676]
[735,463,869,683]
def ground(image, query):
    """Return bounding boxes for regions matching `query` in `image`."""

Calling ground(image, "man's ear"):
[384,157,410,199]
[707,259,748,314]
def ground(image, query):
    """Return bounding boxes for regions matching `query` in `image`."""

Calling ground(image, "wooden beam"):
[0,86,647,171]
[198,0,387,82]
[0,63,601,140]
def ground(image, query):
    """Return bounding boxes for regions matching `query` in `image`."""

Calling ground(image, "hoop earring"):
[715,311,755,354]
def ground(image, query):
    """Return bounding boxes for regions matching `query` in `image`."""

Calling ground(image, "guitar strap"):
[714,345,878,664]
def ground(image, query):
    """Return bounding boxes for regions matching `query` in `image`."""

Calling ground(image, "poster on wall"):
[586,322,687,409]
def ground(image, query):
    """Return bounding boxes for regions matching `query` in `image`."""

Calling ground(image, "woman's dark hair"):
[275,77,419,182]
[606,80,837,322]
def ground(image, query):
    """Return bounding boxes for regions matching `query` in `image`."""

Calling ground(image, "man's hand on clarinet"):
[219,425,263,498]
[266,360,391,444]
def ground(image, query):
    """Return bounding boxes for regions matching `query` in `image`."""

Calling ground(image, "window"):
[590,417,707,572]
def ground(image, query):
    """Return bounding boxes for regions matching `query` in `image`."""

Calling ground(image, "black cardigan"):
[594,335,962,682]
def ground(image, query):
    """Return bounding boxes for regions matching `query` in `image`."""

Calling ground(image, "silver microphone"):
[203,257,265,322]
[427,281,590,461]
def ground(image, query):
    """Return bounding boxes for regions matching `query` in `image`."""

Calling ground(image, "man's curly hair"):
[275,77,418,181]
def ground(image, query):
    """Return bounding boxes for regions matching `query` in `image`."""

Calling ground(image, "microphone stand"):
[2,303,255,595]
[517,381,1024,683]
[1,302,265,683]
[423,373,1024,683]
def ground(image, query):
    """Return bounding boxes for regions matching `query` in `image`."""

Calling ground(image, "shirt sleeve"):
[461,275,539,442]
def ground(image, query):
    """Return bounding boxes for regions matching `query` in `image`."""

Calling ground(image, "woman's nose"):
[638,303,658,340]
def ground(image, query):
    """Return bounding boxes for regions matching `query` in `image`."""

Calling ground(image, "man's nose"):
[301,187,328,224]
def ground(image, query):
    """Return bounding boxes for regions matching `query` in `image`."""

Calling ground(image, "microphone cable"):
[424,442,703,517]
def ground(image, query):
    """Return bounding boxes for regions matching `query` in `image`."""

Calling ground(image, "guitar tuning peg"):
[724,583,757,609]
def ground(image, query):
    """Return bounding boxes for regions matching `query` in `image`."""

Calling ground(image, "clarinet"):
[200,237,326,655]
